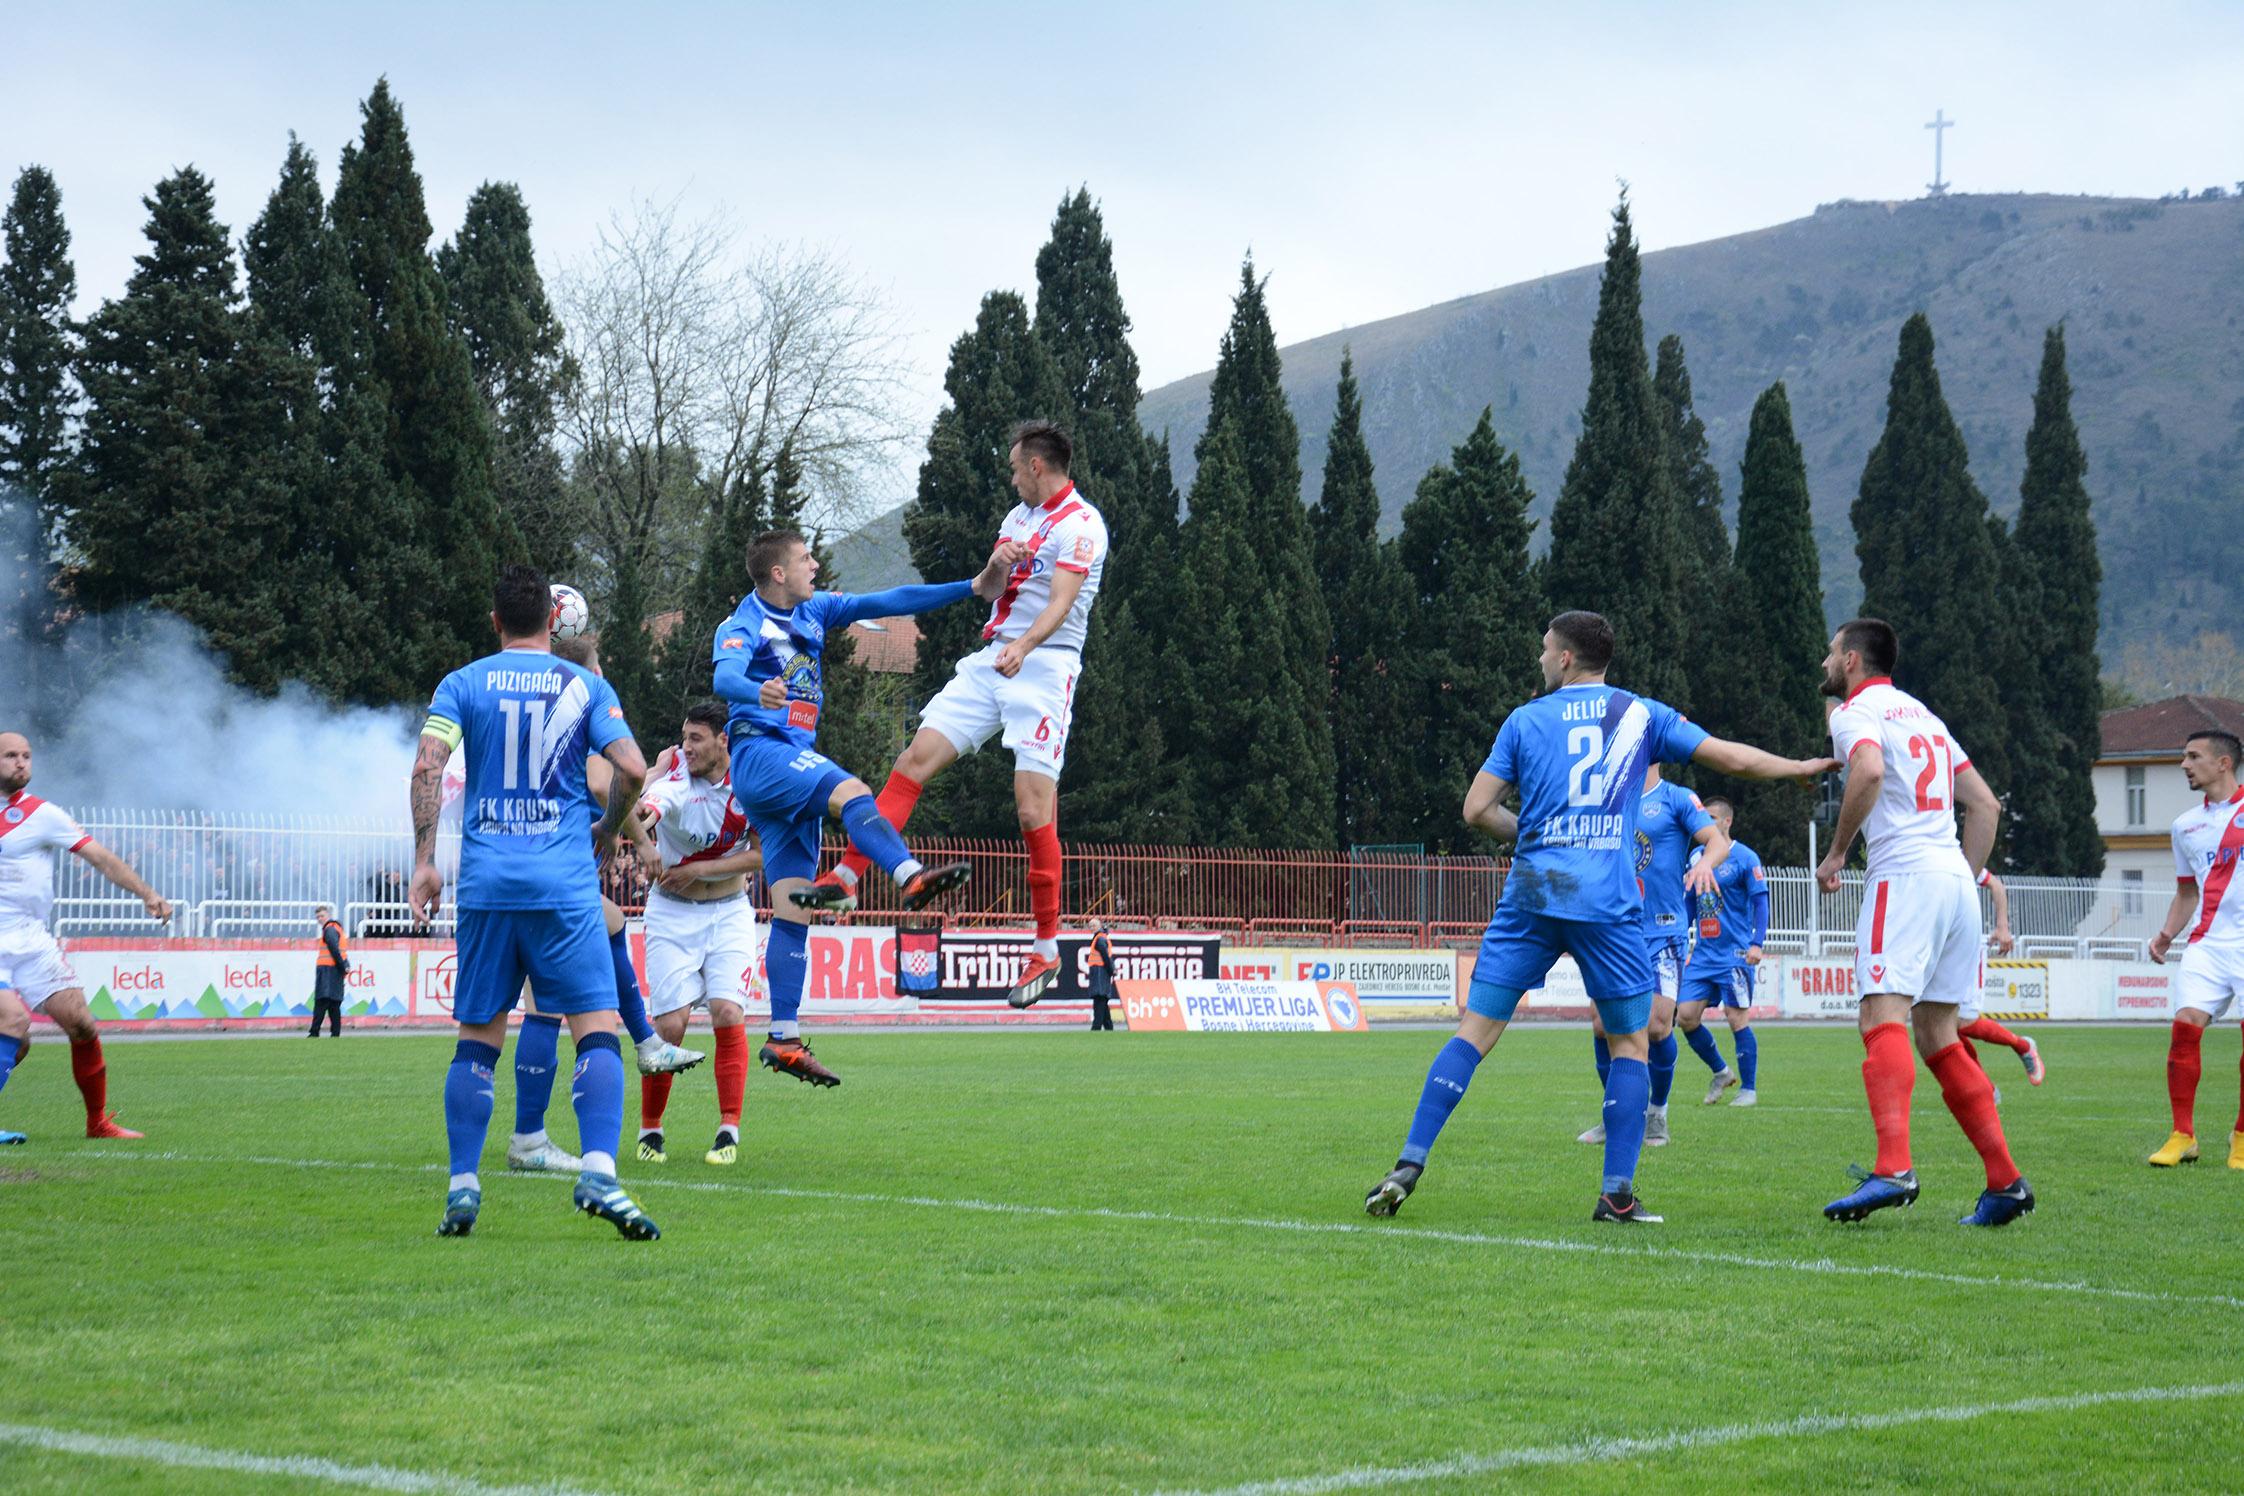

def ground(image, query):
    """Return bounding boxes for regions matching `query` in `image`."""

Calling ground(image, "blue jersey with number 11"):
[1484,684,1708,923]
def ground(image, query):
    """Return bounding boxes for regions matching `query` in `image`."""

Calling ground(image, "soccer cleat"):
[705,1130,738,1167]
[574,1173,660,1240]
[1364,1161,1422,1217]
[0,1130,24,1145]
[1959,1177,2036,1228]
[1703,1069,1739,1105]
[1643,1108,1669,1147]
[636,1130,668,1164]
[1006,953,1062,1010]
[1824,1166,1921,1222]
[436,1187,481,1237]
[2019,1037,2045,1087]
[1733,1089,1758,1108]
[897,860,972,912]
[635,1038,706,1076]
[506,1137,582,1174]
[2147,1131,2199,1167]
[1592,1190,1663,1224]
[802,869,859,914]
[1576,1122,1607,1144]
[85,1111,143,1140]
[759,1037,840,1087]
[2230,1131,2244,1171]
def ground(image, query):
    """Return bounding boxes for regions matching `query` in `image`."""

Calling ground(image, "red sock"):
[1959,1015,2029,1054]
[640,1071,673,1132]
[1024,821,1061,944]
[70,1037,107,1122]
[2234,1027,2244,1136]
[2168,1020,2203,1135]
[1958,1035,1980,1070]
[838,771,923,883]
[1861,1022,1915,1177]
[713,1024,748,1128]
[1928,1040,2022,1189]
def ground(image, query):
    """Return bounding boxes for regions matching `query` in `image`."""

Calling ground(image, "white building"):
[2094,695,2244,918]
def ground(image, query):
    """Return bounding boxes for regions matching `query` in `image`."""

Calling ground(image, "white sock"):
[449,1172,479,1193]
[1646,1103,1666,1117]
[582,1151,617,1178]
[830,864,859,889]
[638,1126,661,1141]
[1033,937,1058,961]
[510,1130,546,1150]
[635,1032,662,1054]
[715,1125,738,1146]
[894,857,924,884]
[768,1021,800,1041]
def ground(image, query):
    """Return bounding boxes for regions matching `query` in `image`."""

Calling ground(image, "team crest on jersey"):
[3,807,21,825]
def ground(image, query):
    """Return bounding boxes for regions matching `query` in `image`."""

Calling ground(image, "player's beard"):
[1817,663,1849,699]
[0,770,25,797]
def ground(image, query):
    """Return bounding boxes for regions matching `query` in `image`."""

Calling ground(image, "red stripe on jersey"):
[0,792,48,843]
[1844,675,1894,704]
[983,500,1088,641]
[677,800,749,867]
[2188,806,2244,942]
[1870,880,1890,954]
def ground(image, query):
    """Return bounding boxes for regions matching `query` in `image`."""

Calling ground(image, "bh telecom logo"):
[1322,984,1359,1030]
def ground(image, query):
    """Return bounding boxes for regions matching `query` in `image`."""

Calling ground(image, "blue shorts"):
[728,731,852,884]
[454,905,613,1025]
[1644,939,1684,1002]
[1680,964,1753,1010]
[1473,903,1658,1002]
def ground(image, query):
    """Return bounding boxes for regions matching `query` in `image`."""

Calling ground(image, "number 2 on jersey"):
[1566,726,1607,807]
[1905,733,1951,812]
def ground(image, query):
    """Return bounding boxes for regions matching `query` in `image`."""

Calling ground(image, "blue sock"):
[1601,1056,1651,1194]
[766,917,808,1034]
[1591,1034,1611,1088]
[569,1031,625,1174]
[1736,1026,1759,1090]
[1684,1023,1727,1074]
[609,929,653,1045]
[513,1015,562,1135]
[1649,1032,1678,1107]
[1400,1036,1484,1167]
[0,1034,22,1098]
[444,1040,502,1179]
[839,793,918,882]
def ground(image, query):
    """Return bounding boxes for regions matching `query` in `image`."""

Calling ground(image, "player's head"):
[552,631,602,674]
[2182,730,2242,790]
[681,700,729,777]
[492,564,553,645]
[0,732,28,796]
[1007,419,1072,505]
[1541,611,1614,689]
[1823,618,1897,698]
[749,529,816,605]
[1703,794,1736,833]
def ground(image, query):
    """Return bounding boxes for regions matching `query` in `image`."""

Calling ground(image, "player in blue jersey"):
[410,565,659,1241]
[712,528,1022,1086]
[1577,764,1729,1149]
[1364,612,1834,1224]
[1677,796,1770,1107]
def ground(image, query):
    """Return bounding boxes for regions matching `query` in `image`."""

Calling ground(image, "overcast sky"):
[7,1,2240,508]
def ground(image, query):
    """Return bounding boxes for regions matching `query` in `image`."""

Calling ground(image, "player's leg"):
[1568,919,1663,1221]
[638,911,708,1161]
[1578,1005,1612,1144]
[702,900,758,1161]
[0,988,30,1144]
[537,909,658,1240]
[789,759,968,915]
[1918,914,2033,1228]
[996,653,1076,1006]
[1822,988,1922,1222]
[620,901,703,1075]
[705,997,748,1165]
[1723,978,1759,1105]
[828,646,1001,897]
[1959,1012,2042,1087]
[639,1008,693,1162]
[1643,949,1680,1144]
[2231,1019,2244,1170]
[37,988,141,1139]
[2151,955,2222,1163]
[1676,973,1737,1102]
[506,997,580,1175]
[827,729,959,899]
[758,803,844,1086]
[438,909,520,1236]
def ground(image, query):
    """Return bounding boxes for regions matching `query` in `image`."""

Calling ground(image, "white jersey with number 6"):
[1827,677,1973,879]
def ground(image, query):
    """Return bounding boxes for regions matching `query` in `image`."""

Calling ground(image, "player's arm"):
[2150,880,2200,964]
[1461,772,1519,843]
[408,727,455,922]
[595,738,648,867]
[1682,822,1730,897]
[1746,863,1770,964]
[828,578,986,629]
[994,566,1088,678]
[1980,869,2015,955]
[1814,741,1882,892]
[681,836,763,881]
[1691,736,1839,785]
[70,837,172,925]
[1954,764,2000,879]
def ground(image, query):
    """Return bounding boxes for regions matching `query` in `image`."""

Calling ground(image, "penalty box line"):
[75,1149,2244,1314]
[1159,1377,2244,1495]
[0,1420,609,1496]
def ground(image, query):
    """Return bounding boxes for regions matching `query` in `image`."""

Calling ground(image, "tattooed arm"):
[407,732,452,923]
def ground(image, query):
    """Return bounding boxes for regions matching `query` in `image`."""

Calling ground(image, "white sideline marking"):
[0,1421,608,1495]
[73,1149,2244,1313]
[1163,1379,2244,1495]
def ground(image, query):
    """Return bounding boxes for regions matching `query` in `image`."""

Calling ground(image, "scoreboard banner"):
[925,931,1223,1008]
[1119,979,1368,1033]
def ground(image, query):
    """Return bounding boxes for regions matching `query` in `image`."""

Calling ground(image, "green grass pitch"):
[2,1024,2241,1493]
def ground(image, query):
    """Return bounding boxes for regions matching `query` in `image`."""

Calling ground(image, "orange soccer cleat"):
[86,1111,144,1140]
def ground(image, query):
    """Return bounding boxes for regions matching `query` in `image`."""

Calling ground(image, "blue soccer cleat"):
[1823,1166,1920,1222]
[436,1187,481,1237]
[0,1130,26,1146]
[1959,1177,2035,1228]
[574,1172,660,1241]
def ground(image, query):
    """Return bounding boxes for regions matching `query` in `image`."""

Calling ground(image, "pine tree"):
[2007,327,2105,876]
[1543,195,1691,705]
[1397,410,1544,852]
[1654,334,1733,723]
[1715,383,1827,862]
[1852,313,2010,794]
[0,166,77,559]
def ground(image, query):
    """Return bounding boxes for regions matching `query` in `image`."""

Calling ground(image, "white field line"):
[73,1149,2244,1313]
[0,1421,608,1495]
[1160,1378,2244,1496]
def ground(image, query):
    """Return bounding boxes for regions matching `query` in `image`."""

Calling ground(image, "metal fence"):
[47,808,2162,959]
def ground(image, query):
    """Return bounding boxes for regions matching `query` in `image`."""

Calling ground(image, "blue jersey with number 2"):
[1483,684,1708,923]
[1636,779,1715,944]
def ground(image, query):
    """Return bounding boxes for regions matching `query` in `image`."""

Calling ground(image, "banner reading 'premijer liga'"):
[1118,979,1368,1033]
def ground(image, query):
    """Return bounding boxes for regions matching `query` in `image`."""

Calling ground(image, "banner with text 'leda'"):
[1119,979,1367,1033]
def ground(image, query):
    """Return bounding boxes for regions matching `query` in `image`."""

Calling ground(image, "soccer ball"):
[550,584,591,639]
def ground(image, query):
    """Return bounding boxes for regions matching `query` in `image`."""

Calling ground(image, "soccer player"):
[2145,729,2244,1170]
[409,565,660,1240]
[809,421,1108,1009]
[0,731,171,1142]
[1674,796,1768,1107]
[1363,611,1834,1225]
[713,528,1017,1086]
[1814,619,2033,1227]
[1577,764,1728,1147]
[625,702,764,1167]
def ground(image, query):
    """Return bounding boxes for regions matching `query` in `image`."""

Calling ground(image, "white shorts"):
[2176,940,2244,1020]
[1856,870,1982,1010]
[0,923,80,1010]
[919,642,1081,780]
[642,892,761,1019]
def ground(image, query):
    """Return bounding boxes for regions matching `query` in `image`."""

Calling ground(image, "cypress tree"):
[1654,333,1732,723]
[1852,313,2010,794]
[654,465,766,735]
[1543,195,1690,705]
[2007,327,2105,876]
[1397,410,1544,852]
[0,166,77,554]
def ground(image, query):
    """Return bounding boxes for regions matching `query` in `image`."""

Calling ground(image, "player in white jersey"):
[809,419,1108,1007]
[625,701,764,1166]
[2144,729,2244,1169]
[1812,620,2031,1228]
[0,732,172,1143]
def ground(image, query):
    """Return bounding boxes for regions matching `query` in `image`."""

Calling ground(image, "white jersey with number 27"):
[1827,678,1973,878]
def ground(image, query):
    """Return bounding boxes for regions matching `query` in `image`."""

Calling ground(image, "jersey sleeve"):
[2175,819,2199,884]
[35,802,89,853]
[587,673,632,753]
[423,669,466,751]
[1482,712,1521,783]
[1051,510,1107,576]
[1828,702,1872,764]
[712,610,758,665]
[1680,791,1715,841]
[1648,699,1710,765]
[1745,850,1769,943]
